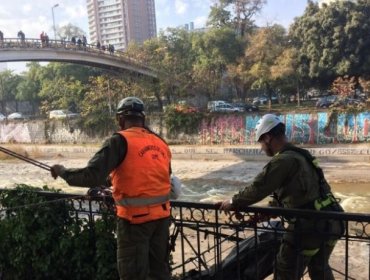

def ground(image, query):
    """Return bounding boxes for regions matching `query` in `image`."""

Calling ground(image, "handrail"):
[0,37,157,76]
[1,189,369,279]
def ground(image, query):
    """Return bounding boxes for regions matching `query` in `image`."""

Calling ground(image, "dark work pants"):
[274,239,336,280]
[117,217,171,280]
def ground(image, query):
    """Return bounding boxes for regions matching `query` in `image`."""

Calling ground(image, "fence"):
[1,190,370,279]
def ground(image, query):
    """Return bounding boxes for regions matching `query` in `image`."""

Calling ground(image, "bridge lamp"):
[52,4,59,41]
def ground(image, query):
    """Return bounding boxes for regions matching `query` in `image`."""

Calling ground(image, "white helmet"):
[255,114,283,141]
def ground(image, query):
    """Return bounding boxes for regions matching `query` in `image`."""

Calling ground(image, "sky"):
[0,0,317,73]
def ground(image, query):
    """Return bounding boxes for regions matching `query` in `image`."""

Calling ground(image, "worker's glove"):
[50,164,66,179]
[215,200,244,220]
[87,186,112,197]
[170,175,182,200]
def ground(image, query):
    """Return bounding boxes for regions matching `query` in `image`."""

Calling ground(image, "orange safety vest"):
[111,127,171,224]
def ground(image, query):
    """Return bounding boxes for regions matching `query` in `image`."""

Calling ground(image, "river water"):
[0,146,369,214]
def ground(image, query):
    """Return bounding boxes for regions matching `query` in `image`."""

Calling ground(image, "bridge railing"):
[0,37,155,73]
[1,190,369,279]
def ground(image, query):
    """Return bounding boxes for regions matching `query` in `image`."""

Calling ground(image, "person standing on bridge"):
[217,114,344,280]
[17,30,25,45]
[0,30,3,45]
[50,97,173,280]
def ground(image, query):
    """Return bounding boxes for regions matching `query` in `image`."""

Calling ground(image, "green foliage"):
[164,105,203,136]
[0,185,118,280]
[211,0,266,36]
[0,70,23,113]
[289,0,370,86]
[57,23,86,41]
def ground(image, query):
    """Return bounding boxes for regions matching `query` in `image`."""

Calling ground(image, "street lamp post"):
[52,4,59,41]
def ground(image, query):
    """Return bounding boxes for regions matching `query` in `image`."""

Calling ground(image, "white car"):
[49,110,79,119]
[212,104,244,113]
[7,112,24,120]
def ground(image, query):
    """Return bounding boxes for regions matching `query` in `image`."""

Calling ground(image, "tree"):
[80,75,144,136]
[242,24,287,107]
[211,0,266,36]
[332,75,357,98]
[270,47,305,104]
[207,3,232,28]
[126,28,196,108]
[192,27,243,100]
[289,0,370,87]
[359,76,370,99]
[38,77,85,115]
[57,23,86,41]
[16,62,42,115]
[0,70,21,113]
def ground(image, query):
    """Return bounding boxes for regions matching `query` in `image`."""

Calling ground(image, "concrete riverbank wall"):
[0,111,369,146]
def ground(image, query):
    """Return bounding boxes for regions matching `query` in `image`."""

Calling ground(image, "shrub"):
[0,185,118,280]
[164,105,203,137]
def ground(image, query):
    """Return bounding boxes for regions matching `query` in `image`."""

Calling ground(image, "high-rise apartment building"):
[86,0,157,51]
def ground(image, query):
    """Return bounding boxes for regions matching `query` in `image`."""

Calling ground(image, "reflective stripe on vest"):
[116,194,170,207]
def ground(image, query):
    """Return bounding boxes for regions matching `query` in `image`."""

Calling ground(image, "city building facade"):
[86,0,157,51]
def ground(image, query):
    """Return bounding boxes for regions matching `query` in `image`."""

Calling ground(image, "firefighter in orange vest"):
[50,97,172,280]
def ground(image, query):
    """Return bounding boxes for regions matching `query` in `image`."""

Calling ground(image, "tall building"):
[86,0,157,51]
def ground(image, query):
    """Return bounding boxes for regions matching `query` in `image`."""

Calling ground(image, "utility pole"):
[52,4,59,41]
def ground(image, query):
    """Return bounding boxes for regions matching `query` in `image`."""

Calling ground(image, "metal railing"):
[171,201,370,279]
[0,37,156,75]
[1,190,369,279]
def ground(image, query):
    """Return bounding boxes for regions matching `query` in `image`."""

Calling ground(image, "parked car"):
[343,97,365,106]
[0,113,6,121]
[315,95,338,108]
[252,95,278,106]
[49,110,79,119]
[253,96,267,105]
[212,103,244,113]
[207,100,228,112]
[7,112,25,120]
[232,103,259,112]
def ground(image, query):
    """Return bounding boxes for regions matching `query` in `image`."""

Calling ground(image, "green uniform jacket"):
[232,144,322,209]
[59,133,126,187]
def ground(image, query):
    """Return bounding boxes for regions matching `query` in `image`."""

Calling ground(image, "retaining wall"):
[0,111,369,145]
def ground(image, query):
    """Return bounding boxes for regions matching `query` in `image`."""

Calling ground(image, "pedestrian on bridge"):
[0,30,3,46]
[82,35,87,47]
[217,113,344,280]
[50,97,172,280]
[17,30,25,44]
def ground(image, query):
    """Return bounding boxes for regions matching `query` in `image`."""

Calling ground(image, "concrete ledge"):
[170,145,370,162]
[2,144,370,162]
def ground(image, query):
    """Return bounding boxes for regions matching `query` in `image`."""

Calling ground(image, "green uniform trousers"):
[117,217,171,280]
[274,239,336,280]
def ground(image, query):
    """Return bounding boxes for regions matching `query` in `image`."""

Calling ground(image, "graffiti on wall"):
[200,111,370,145]
[1,111,369,145]
[199,115,246,145]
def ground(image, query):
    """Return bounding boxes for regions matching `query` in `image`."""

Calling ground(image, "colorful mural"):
[199,115,246,145]
[198,111,370,145]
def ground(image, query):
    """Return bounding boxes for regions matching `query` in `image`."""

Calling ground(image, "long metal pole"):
[52,4,59,41]
[0,146,51,171]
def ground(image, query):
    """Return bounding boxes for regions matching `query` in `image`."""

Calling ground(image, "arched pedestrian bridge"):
[0,38,157,78]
